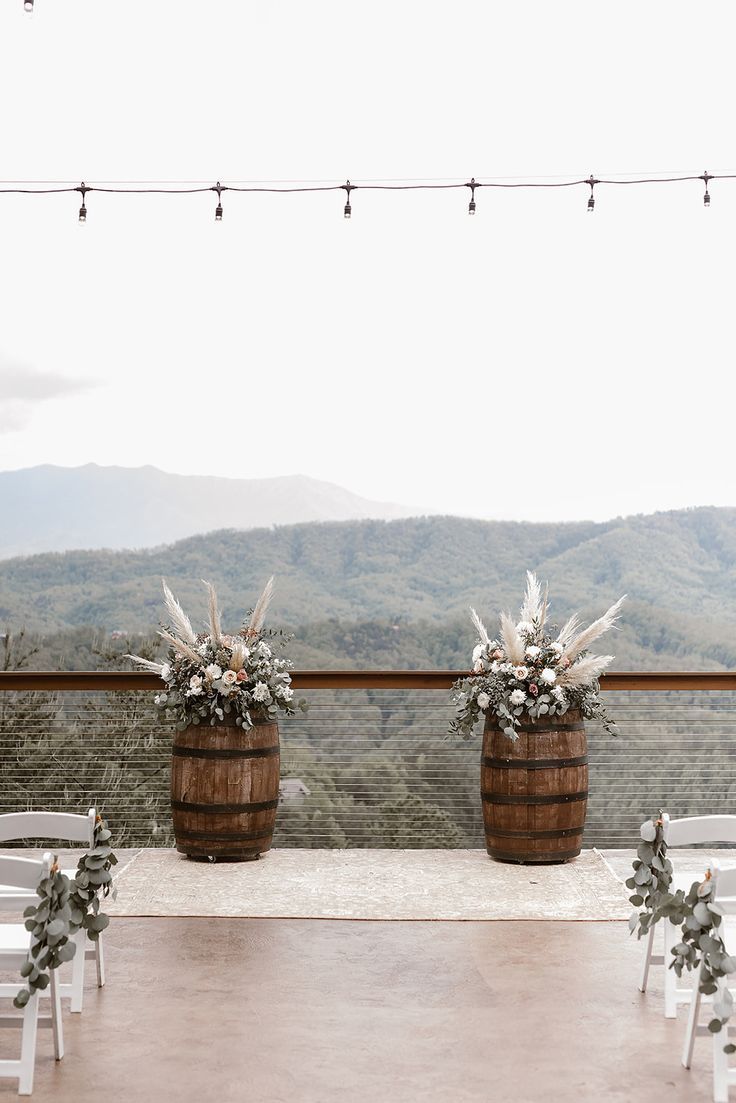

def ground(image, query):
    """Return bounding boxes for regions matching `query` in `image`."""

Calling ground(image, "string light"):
[342,180,353,219]
[77,182,88,224]
[587,175,597,212]
[0,171,733,224]
[467,177,477,215]
[23,0,33,10]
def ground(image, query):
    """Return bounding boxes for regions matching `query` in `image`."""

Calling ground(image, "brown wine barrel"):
[481,709,588,863]
[170,720,280,860]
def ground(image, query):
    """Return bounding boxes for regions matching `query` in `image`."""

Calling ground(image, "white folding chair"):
[681,860,736,1102]
[0,810,104,1013]
[639,814,736,1017]
[0,853,64,1095]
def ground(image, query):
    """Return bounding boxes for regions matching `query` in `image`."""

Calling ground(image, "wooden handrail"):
[0,671,735,691]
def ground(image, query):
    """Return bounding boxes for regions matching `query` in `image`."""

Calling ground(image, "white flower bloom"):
[221,670,238,687]
[490,661,500,674]
[551,686,566,702]
[252,682,270,702]
[472,643,485,664]
[539,668,557,685]
[257,643,272,659]
[198,643,208,656]
[525,645,541,658]
[276,685,294,702]
[500,663,513,674]
[473,660,484,674]
[516,621,534,636]
[510,689,526,706]
[205,664,222,680]
[190,675,203,689]
[513,666,529,680]
[548,642,563,657]
[477,691,490,710]
[160,664,171,682]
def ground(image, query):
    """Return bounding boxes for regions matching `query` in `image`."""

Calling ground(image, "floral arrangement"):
[128,576,306,731]
[450,572,624,739]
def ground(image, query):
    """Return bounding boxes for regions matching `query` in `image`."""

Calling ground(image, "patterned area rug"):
[105,847,630,920]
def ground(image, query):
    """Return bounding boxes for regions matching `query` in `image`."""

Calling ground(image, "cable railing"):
[1,671,735,849]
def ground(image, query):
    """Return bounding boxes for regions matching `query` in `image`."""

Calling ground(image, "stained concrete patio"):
[0,848,728,1101]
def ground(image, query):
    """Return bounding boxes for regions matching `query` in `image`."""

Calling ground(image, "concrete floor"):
[0,916,717,1103]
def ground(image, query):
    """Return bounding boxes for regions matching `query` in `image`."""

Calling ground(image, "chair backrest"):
[0,853,53,892]
[662,813,736,847]
[710,859,736,904]
[0,809,95,846]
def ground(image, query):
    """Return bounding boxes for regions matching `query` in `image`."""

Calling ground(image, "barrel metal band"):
[481,790,588,805]
[171,798,279,814]
[482,755,588,771]
[485,826,583,839]
[172,745,279,761]
[509,721,586,734]
[175,827,272,842]
[487,847,582,862]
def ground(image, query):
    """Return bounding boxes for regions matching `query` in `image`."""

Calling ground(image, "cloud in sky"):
[0,363,97,433]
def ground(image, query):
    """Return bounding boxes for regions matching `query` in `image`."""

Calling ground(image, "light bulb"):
[78,203,87,223]
[587,194,595,212]
[704,190,711,208]
[24,0,34,11]
[343,201,351,219]
[215,203,223,221]
[468,198,476,215]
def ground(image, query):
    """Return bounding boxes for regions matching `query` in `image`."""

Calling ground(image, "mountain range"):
[0,464,418,559]
[1,506,735,670]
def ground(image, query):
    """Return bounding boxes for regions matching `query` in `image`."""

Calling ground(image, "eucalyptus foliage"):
[628,815,736,1051]
[14,815,118,1009]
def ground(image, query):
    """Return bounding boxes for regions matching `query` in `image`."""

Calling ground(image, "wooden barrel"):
[170,720,280,860]
[481,709,588,863]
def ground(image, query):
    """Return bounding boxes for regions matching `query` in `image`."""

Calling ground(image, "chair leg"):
[49,969,64,1061]
[683,962,704,1069]
[712,1011,730,1103]
[95,934,105,989]
[640,924,656,993]
[17,990,39,1096]
[70,929,86,1013]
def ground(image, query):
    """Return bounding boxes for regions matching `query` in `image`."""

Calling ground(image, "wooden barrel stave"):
[171,721,280,860]
[481,711,588,863]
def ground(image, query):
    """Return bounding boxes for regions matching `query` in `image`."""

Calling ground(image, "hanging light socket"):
[702,171,712,208]
[342,180,353,219]
[214,181,223,221]
[586,175,597,212]
[467,177,478,215]
[77,182,88,223]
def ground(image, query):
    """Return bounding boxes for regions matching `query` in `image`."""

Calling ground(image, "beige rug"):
[105,847,630,921]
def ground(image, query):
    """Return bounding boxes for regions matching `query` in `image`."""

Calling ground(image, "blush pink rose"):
[529,683,539,696]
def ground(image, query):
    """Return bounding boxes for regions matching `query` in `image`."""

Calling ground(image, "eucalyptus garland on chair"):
[14,814,118,1008]
[14,860,76,1008]
[628,814,736,1050]
[68,814,118,940]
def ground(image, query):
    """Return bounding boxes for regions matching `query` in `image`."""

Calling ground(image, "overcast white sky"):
[0,1,732,522]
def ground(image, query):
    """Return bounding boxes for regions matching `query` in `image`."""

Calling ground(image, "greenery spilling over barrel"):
[481,710,588,862]
[171,720,280,859]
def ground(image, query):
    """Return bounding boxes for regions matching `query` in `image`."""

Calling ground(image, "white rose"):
[513,666,529,680]
[160,664,171,681]
[525,646,541,659]
[190,675,203,689]
[205,664,222,680]
[510,689,526,706]
[477,692,490,710]
[252,682,270,702]
[221,670,237,686]
[539,668,557,685]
